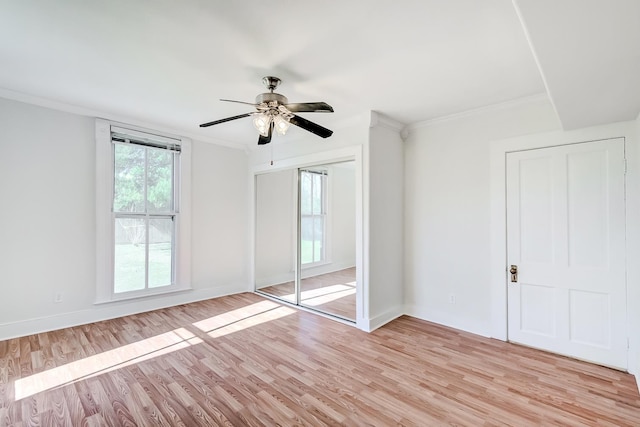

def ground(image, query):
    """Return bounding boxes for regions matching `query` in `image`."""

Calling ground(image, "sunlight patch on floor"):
[193,300,296,338]
[300,283,354,299]
[192,300,283,332]
[14,328,202,401]
[302,288,356,307]
[263,283,356,306]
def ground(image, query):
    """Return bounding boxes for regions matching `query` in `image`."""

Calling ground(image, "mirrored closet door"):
[254,169,297,304]
[298,162,356,320]
[255,160,356,321]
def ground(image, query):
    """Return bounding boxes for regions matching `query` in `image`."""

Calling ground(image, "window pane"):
[313,216,324,262]
[301,216,314,264]
[300,172,312,215]
[312,173,322,214]
[147,149,173,213]
[149,218,173,288]
[114,217,146,293]
[114,144,145,212]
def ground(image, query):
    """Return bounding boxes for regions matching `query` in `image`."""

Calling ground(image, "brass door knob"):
[509,265,518,283]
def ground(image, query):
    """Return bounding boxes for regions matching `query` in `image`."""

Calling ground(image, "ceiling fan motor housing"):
[255,92,288,105]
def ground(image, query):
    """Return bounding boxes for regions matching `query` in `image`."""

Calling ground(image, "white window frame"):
[299,169,329,267]
[95,119,191,303]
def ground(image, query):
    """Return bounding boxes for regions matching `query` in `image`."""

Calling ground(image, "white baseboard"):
[628,348,640,393]
[404,304,491,338]
[364,305,404,332]
[628,349,638,374]
[256,263,356,288]
[255,272,296,288]
[301,261,356,279]
[363,305,492,335]
[0,283,246,340]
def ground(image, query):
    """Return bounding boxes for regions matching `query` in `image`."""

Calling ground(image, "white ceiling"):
[0,1,638,148]
[515,0,640,130]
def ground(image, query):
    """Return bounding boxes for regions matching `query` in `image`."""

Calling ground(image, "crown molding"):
[369,110,405,133]
[0,87,246,150]
[401,93,550,137]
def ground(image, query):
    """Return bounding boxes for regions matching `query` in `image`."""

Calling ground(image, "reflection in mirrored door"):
[299,161,356,321]
[254,160,357,322]
[254,169,297,304]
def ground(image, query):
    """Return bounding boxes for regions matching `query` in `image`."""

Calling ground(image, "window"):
[96,121,191,302]
[300,169,327,265]
[113,138,178,292]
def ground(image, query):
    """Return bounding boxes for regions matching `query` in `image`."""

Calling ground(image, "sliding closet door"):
[299,161,356,321]
[254,161,357,322]
[254,170,297,304]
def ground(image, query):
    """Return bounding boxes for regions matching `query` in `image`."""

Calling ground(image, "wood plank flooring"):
[259,267,356,320]
[1,292,639,426]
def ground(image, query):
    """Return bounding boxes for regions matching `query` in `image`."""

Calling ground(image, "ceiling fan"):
[199,76,334,145]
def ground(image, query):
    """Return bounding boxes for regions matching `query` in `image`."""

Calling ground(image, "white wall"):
[367,123,405,327]
[404,96,562,336]
[626,114,640,378]
[0,98,96,329]
[328,162,356,270]
[0,97,249,339]
[190,139,249,290]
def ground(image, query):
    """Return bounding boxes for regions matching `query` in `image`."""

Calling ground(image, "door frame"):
[489,121,637,369]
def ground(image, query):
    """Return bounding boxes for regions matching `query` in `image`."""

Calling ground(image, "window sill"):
[94,285,193,305]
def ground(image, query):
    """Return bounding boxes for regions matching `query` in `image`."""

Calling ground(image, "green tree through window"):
[113,143,176,293]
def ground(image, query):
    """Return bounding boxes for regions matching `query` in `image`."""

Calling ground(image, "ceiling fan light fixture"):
[253,113,272,137]
[273,114,291,136]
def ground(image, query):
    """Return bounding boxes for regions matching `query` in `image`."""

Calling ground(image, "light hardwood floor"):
[258,267,356,320]
[1,292,639,426]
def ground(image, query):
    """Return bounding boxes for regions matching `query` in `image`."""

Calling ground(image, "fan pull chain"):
[270,142,274,166]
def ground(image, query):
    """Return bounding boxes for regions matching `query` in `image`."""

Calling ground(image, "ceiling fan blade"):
[289,115,333,138]
[220,99,258,107]
[199,113,252,127]
[258,122,274,145]
[285,102,334,113]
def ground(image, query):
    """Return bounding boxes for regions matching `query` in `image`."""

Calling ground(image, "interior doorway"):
[505,138,627,369]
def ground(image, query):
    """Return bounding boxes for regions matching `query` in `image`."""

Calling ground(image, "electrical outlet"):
[449,293,456,304]
[54,292,63,303]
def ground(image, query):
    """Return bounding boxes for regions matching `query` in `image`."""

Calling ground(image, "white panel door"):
[506,138,626,369]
